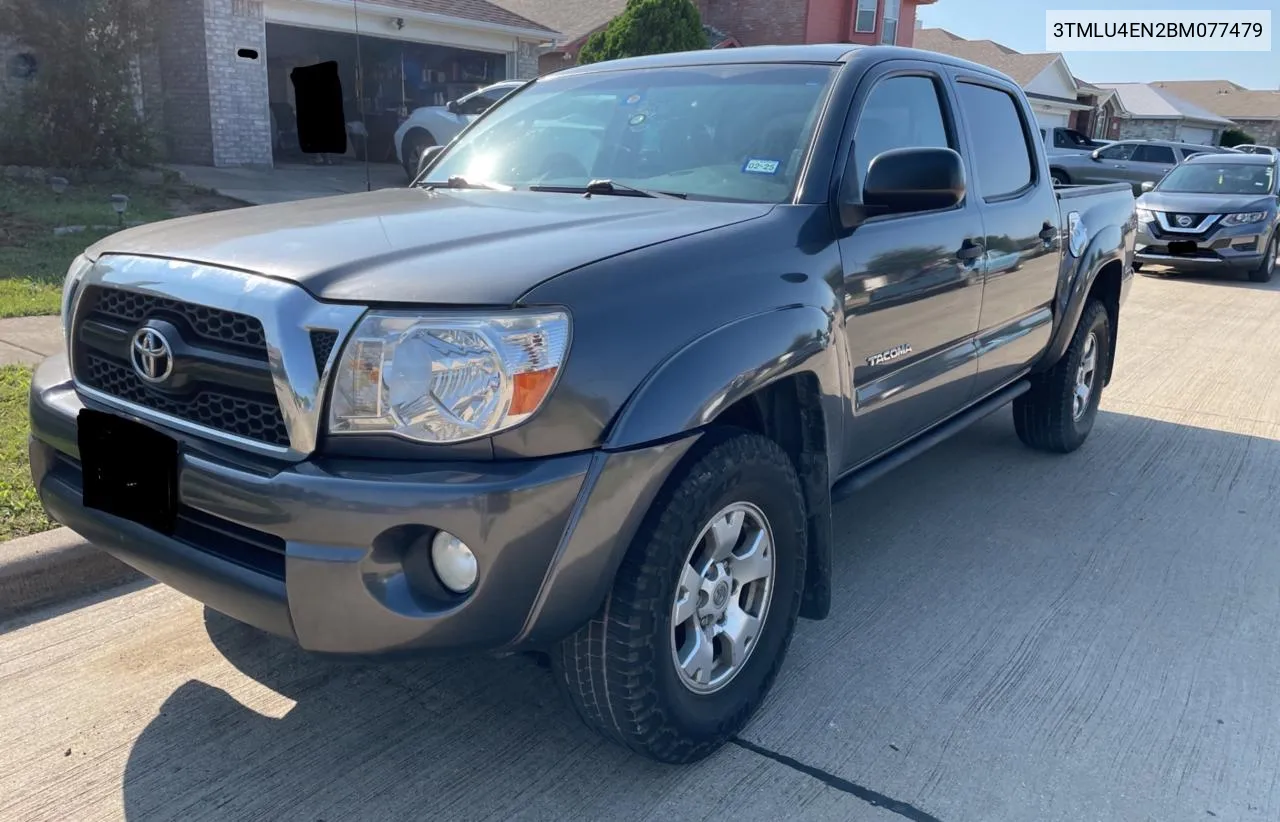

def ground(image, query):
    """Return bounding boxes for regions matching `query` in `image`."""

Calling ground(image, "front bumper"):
[29,354,696,655]
[1135,218,1271,271]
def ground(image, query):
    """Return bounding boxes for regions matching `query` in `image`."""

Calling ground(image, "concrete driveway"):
[5,269,1280,821]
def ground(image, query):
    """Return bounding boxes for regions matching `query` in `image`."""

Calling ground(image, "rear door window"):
[1133,144,1176,164]
[955,81,1036,199]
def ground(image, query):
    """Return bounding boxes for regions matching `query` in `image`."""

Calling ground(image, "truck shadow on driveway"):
[119,408,1280,821]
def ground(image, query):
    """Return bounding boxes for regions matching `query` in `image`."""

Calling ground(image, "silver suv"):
[1050,139,1235,193]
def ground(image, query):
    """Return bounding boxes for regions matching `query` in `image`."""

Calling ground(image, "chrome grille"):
[72,286,289,447]
[88,286,268,357]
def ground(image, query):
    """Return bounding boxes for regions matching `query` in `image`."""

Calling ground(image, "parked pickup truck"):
[30,45,1135,765]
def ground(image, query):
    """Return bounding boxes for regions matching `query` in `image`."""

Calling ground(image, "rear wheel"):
[1051,169,1070,186]
[1248,232,1277,283]
[553,430,807,764]
[1014,299,1111,454]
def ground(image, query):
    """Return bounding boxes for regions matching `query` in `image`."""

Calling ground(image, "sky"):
[916,0,1279,88]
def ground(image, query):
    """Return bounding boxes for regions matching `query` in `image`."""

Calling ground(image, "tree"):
[1220,128,1256,148]
[578,0,705,65]
[0,0,157,168]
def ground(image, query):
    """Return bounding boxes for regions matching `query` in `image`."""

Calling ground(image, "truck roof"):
[553,44,1022,88]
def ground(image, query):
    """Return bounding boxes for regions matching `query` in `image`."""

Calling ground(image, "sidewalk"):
[0,315,61,367]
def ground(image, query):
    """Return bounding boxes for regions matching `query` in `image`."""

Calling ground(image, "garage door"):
[1035,110,1070,129]
[1180,126,1215,146]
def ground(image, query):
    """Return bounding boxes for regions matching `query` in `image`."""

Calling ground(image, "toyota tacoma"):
[30,45,1136,764]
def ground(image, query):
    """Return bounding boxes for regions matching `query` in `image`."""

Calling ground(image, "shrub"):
[578,0,705,65]
[0,0,157,169]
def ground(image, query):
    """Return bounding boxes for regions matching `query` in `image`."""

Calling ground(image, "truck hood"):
[1138,191,1276,215]
[86,188,773,305]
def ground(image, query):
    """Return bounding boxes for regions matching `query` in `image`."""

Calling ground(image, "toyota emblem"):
[1176,214,1194,228]
[131,327,174,384]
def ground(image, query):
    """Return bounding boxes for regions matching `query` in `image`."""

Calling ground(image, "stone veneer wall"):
[1115,119,1179,142]
[159,0,215,164]
[205,0,272,167]
[515,40,540,80]
[158,0,271,167]
[1231,119,1280,147]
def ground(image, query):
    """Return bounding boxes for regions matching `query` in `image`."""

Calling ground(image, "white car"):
[393,80,525,179]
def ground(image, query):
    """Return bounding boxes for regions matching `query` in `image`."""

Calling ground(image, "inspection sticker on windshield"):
[742,158,781,175]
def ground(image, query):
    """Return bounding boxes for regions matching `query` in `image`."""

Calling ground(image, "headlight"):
[1135,207,1155,224]
[1221,211,1268,226]
[328,310,570,444]
[59,255,93,333]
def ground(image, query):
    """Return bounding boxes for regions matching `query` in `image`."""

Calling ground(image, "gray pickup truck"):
[29,44,1135,764]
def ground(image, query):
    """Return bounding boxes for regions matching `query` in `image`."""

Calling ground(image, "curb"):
[0,527,141,623]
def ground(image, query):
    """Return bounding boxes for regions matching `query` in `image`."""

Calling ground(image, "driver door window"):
[849,74,952,200]
[1097,143,1136,161]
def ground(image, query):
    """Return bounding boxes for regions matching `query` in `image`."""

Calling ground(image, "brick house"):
[1094,83,1234,145]
[3,0,558,168]
[1151,80,1280,147]
[498,0,937,76]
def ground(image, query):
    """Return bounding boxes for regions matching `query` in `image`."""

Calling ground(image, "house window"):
[855,0,878,34]
[881,0,900,44]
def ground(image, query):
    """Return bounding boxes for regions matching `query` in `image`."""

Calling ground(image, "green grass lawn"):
[0,365,49,541]
[0,176,244,318]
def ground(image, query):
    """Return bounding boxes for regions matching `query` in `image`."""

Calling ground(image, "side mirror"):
[1140,181,1155,193]
[446,100,461,114]
[842,146,965,228]
[1090,148,1103,161]
[417,144,444,177]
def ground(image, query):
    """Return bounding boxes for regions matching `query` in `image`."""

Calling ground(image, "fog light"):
[431,531,477,593]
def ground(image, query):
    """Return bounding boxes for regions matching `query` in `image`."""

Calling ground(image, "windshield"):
[422,63,839,203]
[1156,162,1276,195]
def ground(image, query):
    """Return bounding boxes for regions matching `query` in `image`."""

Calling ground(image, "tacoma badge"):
[867,343,912,366]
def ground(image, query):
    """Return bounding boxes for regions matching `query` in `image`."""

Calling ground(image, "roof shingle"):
[1095,83,1235,125]
[914,28,1060,86]
[1151,80,1280,120]
[366,0,560,36]
[488,0,627,45]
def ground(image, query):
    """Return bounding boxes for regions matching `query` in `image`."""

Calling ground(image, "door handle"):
[957,240,984,262]
[1038,222,1057,243]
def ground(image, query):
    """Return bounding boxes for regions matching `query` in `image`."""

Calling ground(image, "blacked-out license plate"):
[1168,240,1198,256]
[77,409,178,534]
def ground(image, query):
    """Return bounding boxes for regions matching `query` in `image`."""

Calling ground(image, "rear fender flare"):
[1037,222,1124,372]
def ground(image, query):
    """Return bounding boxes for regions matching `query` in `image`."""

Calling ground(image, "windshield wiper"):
[421,175,496,191]
[529,179,687,200]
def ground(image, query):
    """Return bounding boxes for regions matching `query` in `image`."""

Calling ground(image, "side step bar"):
[831,380,1030,503]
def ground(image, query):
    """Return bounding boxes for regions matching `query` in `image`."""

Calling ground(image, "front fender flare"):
[603,304,845,462]
[603,304,847,623]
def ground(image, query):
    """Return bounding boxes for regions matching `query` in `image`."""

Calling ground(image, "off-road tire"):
[1248,232,1276,284]
[552,430,807,764]
[1014,299,1111,454]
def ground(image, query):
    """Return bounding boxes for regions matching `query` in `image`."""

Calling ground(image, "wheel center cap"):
[712,580,730,608]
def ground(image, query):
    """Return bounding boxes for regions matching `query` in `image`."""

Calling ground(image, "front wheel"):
[1248,232,1277,283]
[1013,299,1111,454]
[1051,169,1070,186]
[401,132,434,180]
[553,430,807,764]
